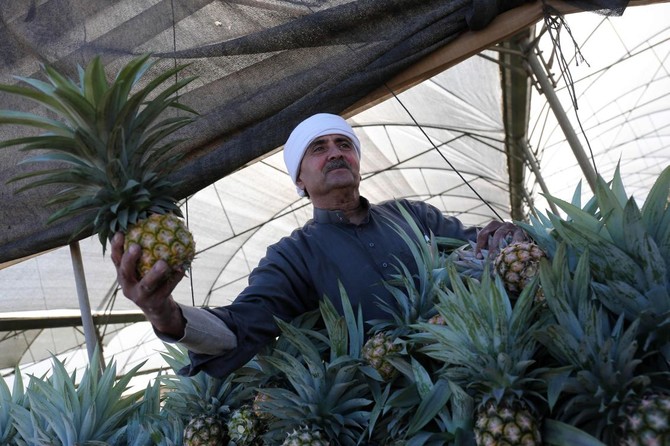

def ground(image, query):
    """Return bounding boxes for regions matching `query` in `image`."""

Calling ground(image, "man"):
[112,113,521,377]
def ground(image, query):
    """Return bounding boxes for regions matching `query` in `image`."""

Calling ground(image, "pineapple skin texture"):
[282,427,329,446]
[362,331,401,381]
[183,414,226,446]
[493,241,545,293]
[124,213,195,278]
[474,403,542,446]
[619,394,670,446]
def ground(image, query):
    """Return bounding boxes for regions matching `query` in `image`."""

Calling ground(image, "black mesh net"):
[0,0,629,263]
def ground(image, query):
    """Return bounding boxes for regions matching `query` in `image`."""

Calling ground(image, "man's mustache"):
[324,158,351,173]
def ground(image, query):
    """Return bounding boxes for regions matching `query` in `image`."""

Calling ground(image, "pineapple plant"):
[362,202,452,382]
[0,367,27,445]
[256,294,373,445]
[0,54,198,277]
[160,343,255,446]
[520,165,670,445]
[7,348,146,445]
[444,233,547,302]
[535,245,670,445]
[412,265,547,446]
[519,164,670,350]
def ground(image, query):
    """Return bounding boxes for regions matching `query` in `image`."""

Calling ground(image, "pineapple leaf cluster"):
[0,54,198,253]
[257,294,374,445]
[516,164,670,445]
[3,348,147,445]
[3,167,670,445]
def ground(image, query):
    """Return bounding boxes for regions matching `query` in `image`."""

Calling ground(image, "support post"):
[69,241,103,369]
[518,137,560,215]
[525,43,598,193]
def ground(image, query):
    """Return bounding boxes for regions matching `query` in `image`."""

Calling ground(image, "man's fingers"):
[110,232,125,267]
[117,243,141,284]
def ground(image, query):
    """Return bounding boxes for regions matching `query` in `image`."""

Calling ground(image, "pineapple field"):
[0,165,668,445]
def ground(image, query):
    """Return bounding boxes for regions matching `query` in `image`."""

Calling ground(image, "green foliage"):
[3,166,669,445]
[0,54,199,249]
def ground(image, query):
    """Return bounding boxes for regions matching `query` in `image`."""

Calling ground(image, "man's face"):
[296,134,360,198]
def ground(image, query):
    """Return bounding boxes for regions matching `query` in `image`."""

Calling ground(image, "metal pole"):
[525,44,598,193]
[518,137,560,215]
[69,241,103,369]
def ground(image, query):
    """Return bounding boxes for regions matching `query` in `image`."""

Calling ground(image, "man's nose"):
[326,142,344,159]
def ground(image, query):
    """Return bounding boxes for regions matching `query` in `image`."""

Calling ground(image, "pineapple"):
[227,405,262,445]
[446,237,547,303]
[361,331,402,381]
[160,343,254,446]
[0,54,198,277]
[413,265,547,446]
[493,241,546,294]
[252,389,272,419]
[535,246,670,445]
[282,426,329,446]
[619,394,670,445]
[183,414,227,446]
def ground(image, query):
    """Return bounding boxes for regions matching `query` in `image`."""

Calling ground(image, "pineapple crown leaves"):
[367,202,449,334]
[0,367,27,445]
[400,362,456,437]
[522,166,670,331]
[411,265,546,406]
[443,239,491,282]
[542,419,608,446]
[640,165,670,260]
[321,282,366,361]
[0,54,198,250]
[534,247,670,438]
[367,357,459,440]
[160,343,251,417]
[259,316,373,445]
[13,348,146,445]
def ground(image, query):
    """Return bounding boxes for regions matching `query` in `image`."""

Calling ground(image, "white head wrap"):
[283,113,361,197]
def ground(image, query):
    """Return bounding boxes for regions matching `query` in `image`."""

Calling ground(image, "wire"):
[381,84,506,221]
[542,2,599,178]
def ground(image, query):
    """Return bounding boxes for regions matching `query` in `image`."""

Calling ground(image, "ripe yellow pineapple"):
[125,213,195,277]
[0,54,198,277]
